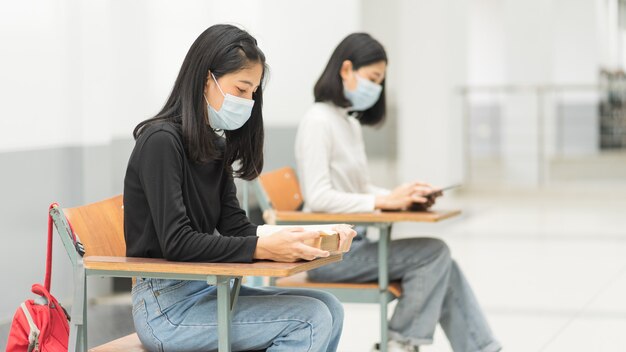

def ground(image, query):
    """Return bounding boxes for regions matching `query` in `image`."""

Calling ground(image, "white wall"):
[466,0,608,185]
[468,0,506,86]
[598,0,622,70]
[386,0,469,186]
[552,0,601,84]
[0,0,78,152]
[469,0,603,86]
[253,1,362,127]
[0,0,361,154]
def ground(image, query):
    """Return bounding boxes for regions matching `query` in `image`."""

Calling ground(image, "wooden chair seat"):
[276,272,402,298]
[89,333,146,352]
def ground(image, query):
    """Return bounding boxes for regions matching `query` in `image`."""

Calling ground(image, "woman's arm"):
[254,225,356,262]
[366,184,391,196]
[296,116,377,213]
[216,169,259,238]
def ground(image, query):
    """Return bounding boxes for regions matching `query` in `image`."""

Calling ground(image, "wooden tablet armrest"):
[83,254,342,278]
[267,209,461,224]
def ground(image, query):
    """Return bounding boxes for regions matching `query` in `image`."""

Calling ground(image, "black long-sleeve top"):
[123,121,259,262]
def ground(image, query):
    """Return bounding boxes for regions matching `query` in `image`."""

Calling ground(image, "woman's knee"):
[301,298,335,348]
[315,291,344,325]
[265,298,335,351]
[449,258,462,277]
[404,237,451,264]
[302,297,335,328]
[423,237,451,262]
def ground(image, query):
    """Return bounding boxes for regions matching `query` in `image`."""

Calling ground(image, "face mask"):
[343,73,382,111]
[205,72,255,130]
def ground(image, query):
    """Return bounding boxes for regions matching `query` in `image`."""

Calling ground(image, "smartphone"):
[422,184,462,198]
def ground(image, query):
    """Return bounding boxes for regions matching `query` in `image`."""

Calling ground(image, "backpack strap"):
[20,303,40,352]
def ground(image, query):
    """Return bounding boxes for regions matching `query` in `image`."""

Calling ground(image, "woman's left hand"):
[332,224,357,253]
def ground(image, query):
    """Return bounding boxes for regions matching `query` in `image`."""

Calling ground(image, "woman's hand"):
[332,224,357,253]
[254,227,330,262]
[374,181,435,210]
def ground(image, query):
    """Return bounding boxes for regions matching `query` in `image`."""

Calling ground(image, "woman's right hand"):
[253,227,330,262]
[374,181,434,210]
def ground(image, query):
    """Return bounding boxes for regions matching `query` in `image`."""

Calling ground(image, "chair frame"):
[50,199,341,352]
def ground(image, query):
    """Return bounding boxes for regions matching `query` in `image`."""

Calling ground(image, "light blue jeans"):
[308,235,501,352]
[131,278,344,352]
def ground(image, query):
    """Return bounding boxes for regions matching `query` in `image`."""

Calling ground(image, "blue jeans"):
[308,235,501,352]
[131,278,344,352]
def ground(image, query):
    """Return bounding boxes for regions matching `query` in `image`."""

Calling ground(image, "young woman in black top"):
[124,24,355,352]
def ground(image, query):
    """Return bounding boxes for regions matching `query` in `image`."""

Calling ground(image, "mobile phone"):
[422,184,462,198]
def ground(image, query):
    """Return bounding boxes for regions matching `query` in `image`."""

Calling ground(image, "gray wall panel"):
[0,147,84,320]
[0,144,131,321]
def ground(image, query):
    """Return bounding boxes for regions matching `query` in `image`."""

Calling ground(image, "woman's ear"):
[339,60,353,81]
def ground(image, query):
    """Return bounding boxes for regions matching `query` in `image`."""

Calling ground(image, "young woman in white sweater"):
[295,33,501,352]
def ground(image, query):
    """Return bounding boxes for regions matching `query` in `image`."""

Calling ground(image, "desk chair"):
[255,167,460,352]
[51,194,341,352]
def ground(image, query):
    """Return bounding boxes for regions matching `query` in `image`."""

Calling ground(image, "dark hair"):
[133,24,266,180]
[314,33,387,126]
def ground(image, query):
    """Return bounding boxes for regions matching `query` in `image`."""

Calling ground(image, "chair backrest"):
[257,167,303,211]
[63,195,125,257]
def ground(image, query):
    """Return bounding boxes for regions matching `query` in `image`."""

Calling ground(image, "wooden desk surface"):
[84,254,342,277]
[272,209,461,224]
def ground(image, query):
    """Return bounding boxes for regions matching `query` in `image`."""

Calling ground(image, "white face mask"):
[343,73,383,111]
[205,72,255,130]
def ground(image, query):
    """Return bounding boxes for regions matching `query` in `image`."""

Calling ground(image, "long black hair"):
[314,33,387,126]
[133,24,266,180]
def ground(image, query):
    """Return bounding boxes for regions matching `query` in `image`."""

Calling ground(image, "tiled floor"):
[340,192,626,352]
[3,191,624,351]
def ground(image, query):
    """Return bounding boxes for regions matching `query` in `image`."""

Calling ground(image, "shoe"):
[371,340,419,352]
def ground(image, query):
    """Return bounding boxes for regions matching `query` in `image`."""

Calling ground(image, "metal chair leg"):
[378,225,391,352]
[217,277,235,352]
[70,263,87,352]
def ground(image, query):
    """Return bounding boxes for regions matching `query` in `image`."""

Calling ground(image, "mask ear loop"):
[211,72,226,97]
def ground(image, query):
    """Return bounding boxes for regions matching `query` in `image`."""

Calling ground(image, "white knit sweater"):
[294,102,389,213]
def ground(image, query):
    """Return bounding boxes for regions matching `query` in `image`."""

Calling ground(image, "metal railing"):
[459,84,626,187]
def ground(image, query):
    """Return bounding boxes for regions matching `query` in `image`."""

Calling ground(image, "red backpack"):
[6,204,72,352]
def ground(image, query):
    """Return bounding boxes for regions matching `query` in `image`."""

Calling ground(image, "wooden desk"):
[268,209,461,224]
[83,255,342,352]
[84,254,342,278]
